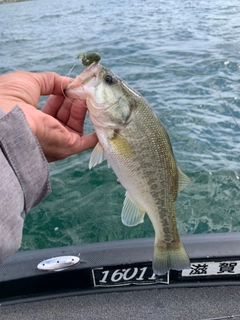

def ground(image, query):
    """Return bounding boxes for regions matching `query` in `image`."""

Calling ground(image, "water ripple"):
[1,0,239,250]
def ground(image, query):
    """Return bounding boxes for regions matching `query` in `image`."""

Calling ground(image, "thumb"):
[38,116,98,162]
[72,132,98,155]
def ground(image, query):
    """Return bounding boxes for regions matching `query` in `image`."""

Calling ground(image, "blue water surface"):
[0,0,240,250]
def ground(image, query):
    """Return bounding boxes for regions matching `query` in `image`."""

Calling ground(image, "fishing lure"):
[77,52,101,66]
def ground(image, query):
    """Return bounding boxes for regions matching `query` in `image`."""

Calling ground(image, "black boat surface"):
[1,232,240,319]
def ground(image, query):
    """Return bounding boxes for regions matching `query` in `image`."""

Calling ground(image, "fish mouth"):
[66,63,101,94]
[65,62,102,103]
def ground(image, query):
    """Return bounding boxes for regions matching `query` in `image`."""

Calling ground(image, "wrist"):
[0,98,20,114]
[0,106,51,211]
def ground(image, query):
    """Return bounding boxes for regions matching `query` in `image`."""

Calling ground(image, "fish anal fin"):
[178,167,191,192]
[121,192,145,226]
[89,142,106,169]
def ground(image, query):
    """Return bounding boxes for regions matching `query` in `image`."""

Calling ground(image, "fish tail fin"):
[152,240,190,275]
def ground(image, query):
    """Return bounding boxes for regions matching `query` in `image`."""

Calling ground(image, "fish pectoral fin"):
[121,192,145,226]
[178,167,191,192]
[108,133,134,158]
[89,142,106,169]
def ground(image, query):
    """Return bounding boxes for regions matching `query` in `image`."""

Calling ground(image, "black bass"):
[66,58,191,275]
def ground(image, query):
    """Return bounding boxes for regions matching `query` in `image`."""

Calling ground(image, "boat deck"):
[1,286,240,320]
[1,233,240,319]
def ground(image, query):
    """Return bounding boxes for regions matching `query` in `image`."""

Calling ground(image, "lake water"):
[0,0,240,251]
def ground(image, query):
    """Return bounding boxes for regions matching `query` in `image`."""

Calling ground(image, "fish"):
[66,58,191,275]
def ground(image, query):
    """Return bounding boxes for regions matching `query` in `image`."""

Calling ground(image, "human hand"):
[0,71,98,162]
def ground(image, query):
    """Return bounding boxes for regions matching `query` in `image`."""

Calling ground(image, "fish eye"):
[104,74,113,85]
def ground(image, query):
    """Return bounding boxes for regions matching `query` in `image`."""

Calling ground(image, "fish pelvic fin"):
[152,240,190,275]
[178,167,191,192]
[89,142,106,169]
[121,192,145,226]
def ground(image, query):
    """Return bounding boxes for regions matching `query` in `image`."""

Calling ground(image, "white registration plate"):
[92,265,169,287]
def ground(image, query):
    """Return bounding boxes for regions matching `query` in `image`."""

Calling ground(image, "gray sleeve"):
[0,106,51,263]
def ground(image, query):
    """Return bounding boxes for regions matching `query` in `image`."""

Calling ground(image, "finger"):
[42,96,87,133]
[46,132,98,162]
[61,100,87,134]
[42,94,67,117]
[27,107,97,162]
[74,132,98,154]
[34,72,73,96]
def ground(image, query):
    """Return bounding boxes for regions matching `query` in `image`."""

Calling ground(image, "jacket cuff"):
[0,106,51,213]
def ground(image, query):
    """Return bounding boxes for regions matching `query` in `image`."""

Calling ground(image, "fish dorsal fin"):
[89,142,106,169]
[178,167,191,192]
[121,192,145,226]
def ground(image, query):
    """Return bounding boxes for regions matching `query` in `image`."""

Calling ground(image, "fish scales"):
[109,97,179,240]
[66,59,191,275]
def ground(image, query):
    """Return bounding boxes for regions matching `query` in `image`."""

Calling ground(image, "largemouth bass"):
[66,60,191,275]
